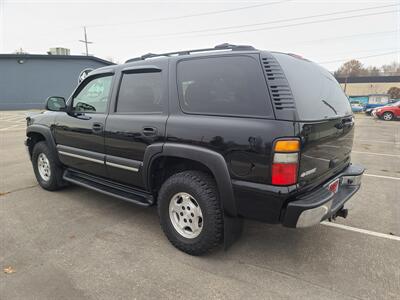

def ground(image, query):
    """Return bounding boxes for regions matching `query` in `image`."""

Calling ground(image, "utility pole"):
[397,0,400,67]
[79,26,93,56]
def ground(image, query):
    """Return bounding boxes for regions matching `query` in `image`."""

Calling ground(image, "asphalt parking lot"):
[0,111,399,299]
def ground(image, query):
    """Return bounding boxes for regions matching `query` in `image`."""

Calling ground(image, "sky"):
[0,0,399,71]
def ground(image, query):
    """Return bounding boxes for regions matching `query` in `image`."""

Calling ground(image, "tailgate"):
[297,116,354,191]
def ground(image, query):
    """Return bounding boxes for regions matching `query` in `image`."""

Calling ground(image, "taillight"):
[271,139,300,186]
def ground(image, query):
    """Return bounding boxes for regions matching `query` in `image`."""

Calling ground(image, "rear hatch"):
[296,117,354,191]
[270,52,354,191]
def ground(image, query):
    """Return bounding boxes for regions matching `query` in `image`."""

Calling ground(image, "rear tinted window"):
[177,56,273,117]
[116,72,162,113]
[273,53,352,121]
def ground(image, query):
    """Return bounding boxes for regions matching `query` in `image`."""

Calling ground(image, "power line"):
[18,1,292,41]
[126,3,397,38]
[87,0,292,28]
[283,30,396,46]
[318,50,399,64]
[117,9,397,40]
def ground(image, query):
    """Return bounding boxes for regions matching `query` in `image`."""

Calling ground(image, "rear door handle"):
[142,127,157,136]
[92,122,103,131]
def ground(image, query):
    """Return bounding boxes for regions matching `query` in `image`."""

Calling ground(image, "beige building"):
[337,76,400,97]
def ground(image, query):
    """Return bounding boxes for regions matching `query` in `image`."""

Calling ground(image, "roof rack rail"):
[126,43,255,63]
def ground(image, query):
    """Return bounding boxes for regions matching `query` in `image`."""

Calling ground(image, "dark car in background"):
[25,44,364,255]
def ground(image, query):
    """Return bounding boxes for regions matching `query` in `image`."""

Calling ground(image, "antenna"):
[79,26,93,56]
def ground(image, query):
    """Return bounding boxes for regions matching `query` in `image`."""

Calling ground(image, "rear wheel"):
[382,112,394,121]
[157,171,223,255]
[32,142,66,190]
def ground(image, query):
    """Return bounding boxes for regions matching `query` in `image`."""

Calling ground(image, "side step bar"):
[63,169,154,206]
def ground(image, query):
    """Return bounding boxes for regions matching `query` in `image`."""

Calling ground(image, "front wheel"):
[382,112,394,121]
[32,141,66,191]
[157,171,223,255]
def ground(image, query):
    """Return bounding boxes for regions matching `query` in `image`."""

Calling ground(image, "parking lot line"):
[354,139,399,145]
[364,173,400,180]
[321,222,400,241]
[352,150,400,157]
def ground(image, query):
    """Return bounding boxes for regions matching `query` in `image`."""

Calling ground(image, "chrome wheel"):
[169,192,203,239]
[37,153,51,181]
[383,112,393,121]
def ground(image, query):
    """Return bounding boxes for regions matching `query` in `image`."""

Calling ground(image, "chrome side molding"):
[58,151,104,164]
[105,161,139,172]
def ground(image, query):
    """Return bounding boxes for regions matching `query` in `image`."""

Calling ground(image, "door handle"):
[142,127,157,136]
[92,123,103,131]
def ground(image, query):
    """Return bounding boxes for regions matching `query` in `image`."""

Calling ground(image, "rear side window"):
[116,72,163,113]
[177,56,273,117]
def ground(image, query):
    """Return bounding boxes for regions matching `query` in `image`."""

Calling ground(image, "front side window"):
[73,75,113,113]
[116,72,163,113]
[177,56,273,117]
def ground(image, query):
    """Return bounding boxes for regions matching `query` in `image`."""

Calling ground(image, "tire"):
[157,171,223,255]
[32,141,66,191]
[382,112,394,121]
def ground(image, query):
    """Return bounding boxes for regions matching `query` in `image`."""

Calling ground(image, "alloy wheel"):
[169,192,203,239]
[383,112,393,121]
[37,153,51,181]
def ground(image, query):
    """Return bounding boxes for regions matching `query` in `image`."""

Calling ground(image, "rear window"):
[273,53,352,121]
[177,56,273,117]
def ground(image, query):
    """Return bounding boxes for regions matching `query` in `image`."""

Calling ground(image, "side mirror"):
[46,96,67,111]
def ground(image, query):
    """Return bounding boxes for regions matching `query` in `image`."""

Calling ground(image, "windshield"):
[272,53,352,121]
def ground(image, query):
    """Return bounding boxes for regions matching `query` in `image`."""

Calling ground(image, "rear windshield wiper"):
[322,100,337,115]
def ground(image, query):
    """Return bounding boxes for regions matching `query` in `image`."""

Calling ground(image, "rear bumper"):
[282,164,364,228]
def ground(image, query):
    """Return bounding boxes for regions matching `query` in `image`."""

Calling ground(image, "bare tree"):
[381,62,400,76]
[366,66,380,76]
[334,60,367,77]
[14,48,28,54]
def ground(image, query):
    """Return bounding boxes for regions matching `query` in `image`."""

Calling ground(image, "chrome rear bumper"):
[283,164,364,228]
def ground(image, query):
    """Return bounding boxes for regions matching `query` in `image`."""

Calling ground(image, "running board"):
[63,169,154,206]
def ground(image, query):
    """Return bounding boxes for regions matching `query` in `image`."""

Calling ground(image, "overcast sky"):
[0,0,399,71]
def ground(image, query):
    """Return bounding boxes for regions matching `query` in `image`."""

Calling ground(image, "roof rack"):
[125,43,256,63]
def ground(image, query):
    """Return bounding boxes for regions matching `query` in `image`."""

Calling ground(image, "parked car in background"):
[365,107,376,116]
[365,99,398,115]
[350,101,364,113]
[371,107,378,117]
[374,101,400,121]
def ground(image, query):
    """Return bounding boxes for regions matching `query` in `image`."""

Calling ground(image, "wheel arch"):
[144,143,237,218]
[26,125,60,163]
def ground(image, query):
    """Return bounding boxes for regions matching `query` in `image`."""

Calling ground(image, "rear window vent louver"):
[262,56,296,111]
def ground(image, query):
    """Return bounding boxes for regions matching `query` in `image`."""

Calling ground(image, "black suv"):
[26,44,364,255]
